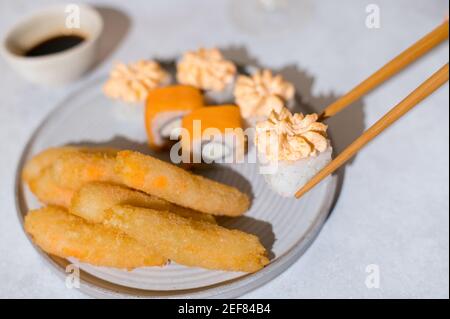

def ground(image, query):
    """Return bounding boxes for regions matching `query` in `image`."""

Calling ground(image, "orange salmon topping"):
[181,105,242,135]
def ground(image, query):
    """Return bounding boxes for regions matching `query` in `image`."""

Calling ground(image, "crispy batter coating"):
[23,147,120,207]
[115,151,250,216]
[70,182,216,224]
[28,168,74,207]
[104,205,269,272]
[50,150,120,190]
[22,147,80,183]
[22,147,119,183]
[25,206,167,269]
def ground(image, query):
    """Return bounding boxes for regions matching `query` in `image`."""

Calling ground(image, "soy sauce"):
[24,34,85,57]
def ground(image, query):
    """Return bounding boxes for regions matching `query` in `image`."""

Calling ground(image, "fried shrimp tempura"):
[104,205,269,272]
[115,151,250,216]
[22,147,80,183]
[25,206,167,269]
[70,182,216,224]
[22,147,119,183]
[23,147,120,207]
[28,168,74,207]
[50,150,120,190]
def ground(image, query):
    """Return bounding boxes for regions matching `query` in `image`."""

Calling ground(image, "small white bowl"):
[1,4,103,86]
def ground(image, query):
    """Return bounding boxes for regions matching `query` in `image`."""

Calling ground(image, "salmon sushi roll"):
[181,105,246,163]
[145,85,204,150]
[255,107,332,197]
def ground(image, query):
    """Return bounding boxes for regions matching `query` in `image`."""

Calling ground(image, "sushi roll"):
[181,105,245,163]
[254,107,332,197]
[234,69,295,125]
[103,60,171,122]
[145,85,204,150]
[176,48,237,104]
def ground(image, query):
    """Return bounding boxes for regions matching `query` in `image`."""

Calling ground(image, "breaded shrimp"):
[23,147,120,207]
[115,151,250,216]
[22,147,119,183]
[28,168,74,207]
[70,182,216,224]
[104,205,269,272]
[22,147,80,183]
[24,206,167,269]
[50,150,120,190]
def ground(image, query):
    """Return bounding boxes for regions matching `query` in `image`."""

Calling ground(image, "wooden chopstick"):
[319,21,449,121]
[296,63,449,199]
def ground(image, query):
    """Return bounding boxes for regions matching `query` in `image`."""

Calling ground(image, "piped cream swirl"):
[176,48,236,92]
[255,107,329,161]
[234,70,295,119]
[103,60,169,103]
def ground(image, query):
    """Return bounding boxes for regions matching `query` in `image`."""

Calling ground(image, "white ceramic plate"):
[15,68,337,298]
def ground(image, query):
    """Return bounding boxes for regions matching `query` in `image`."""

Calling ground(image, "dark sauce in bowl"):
[24,34,85,57]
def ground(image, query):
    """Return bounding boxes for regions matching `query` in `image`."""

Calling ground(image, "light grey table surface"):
[0,0,448,299]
